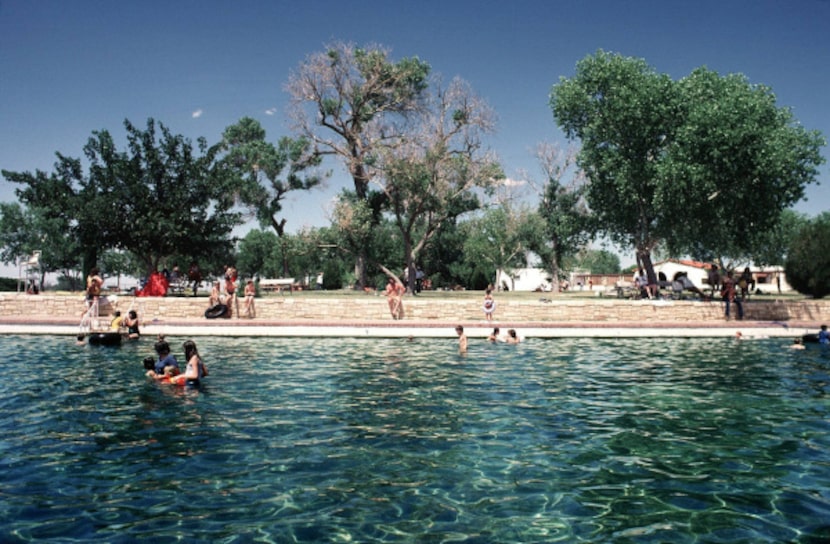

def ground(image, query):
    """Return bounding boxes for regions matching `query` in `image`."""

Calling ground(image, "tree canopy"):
[374,77,502,291]
[2,118,244,277]
[532,143,592,289]
[286,41,431,287]
[220,117,323,236]
[785,212,830,299]
[551,50,825,279]
[219,117,324,277]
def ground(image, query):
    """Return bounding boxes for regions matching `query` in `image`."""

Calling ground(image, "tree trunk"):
[82,248,98,282]
[354,251,368,290]
[548,261,561,293]
[272,217,290,278]
[548,240,561,293]
[637,249,657,286]
[403,236,415,294]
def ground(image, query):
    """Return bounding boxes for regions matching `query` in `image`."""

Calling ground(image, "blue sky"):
[1,0,828,268]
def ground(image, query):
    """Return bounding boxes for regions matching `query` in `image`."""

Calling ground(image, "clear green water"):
[1,335,829,543]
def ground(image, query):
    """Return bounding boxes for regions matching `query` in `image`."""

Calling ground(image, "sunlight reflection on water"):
[0,335,829,542]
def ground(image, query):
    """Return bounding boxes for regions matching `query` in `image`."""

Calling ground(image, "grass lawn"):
[17,287,808,302]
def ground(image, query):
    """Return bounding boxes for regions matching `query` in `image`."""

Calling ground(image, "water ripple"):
[0,335,828,542]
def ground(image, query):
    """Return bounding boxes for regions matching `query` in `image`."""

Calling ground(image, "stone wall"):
[0,293,827,324]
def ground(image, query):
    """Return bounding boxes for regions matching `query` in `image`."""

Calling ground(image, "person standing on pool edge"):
[383,277,405,320]
[243,279,256,318]
[85,267,103,315]
[721,270,743,321]
[483,288,496,322]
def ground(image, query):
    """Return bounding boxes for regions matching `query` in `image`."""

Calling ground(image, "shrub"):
[321,259,344,290]
[785,213,830,299]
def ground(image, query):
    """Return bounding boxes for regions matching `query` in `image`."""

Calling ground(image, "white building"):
[652,259,791,293]
[496,268,553,292]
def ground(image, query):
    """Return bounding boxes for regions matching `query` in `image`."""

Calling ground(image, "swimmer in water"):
[169,340,209,386]
[146,340,180,380]
[455,325,467,354]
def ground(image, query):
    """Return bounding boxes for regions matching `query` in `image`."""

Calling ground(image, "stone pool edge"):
[0,317,816,339]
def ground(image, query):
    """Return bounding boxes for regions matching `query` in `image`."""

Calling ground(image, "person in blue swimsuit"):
[146,340,180,380]
[819,324,829,344]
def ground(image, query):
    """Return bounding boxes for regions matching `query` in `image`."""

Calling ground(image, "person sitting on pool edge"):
[123,310,140,340]
[110,311,123,330]
[169,340,209,387]
[818,324,829,345]
[242,279,256,318]
[146,340,180,380]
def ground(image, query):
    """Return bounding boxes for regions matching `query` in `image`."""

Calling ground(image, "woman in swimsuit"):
[123,310,140,339]
[383,277,404,320]
[170,340,209,387]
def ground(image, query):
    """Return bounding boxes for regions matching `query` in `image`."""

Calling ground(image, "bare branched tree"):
[374,77,503,292]
[286,42,431,288]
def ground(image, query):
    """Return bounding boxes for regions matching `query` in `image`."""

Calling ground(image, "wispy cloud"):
[192,109,204,119]
[265,107,277,116]
[500,177,526,188]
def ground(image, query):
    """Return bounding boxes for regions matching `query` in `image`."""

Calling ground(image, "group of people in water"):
[791,324,830,349]
[143,337,208,387]
[455,325,522,353]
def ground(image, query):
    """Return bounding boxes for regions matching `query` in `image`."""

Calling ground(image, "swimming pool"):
[1,335,828,542]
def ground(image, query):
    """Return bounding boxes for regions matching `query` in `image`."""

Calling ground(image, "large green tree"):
[462,205,534,291]
[662,68,825,262]
[3,138,116,277]
[551,50,825,282]
[236,229,281,280]
[419,217,467,289]
[220,117,324,277]
[750,209,808,268]
[0,202,81,289]
[286,41,431,288]
[2,118,244,278]
[785,212,830,298]
[531,143,592,291]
